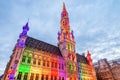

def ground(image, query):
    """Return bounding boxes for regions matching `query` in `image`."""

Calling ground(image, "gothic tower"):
[58,3,78,80]
[2,22,29,80]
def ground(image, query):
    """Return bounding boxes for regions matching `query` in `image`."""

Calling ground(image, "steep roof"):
[25,36,62,56]
[76,54,88,64]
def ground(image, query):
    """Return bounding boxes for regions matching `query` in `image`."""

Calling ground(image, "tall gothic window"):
[43,60,45,66]
[55,76,57,80]
[30,73,34,80]
[68,44,70,50]
[62,64,64,70]
[52,62,54,68]
[47,61,49,67]
[35,74,39,80]
[22,56,26,62]
[23,73,28,80]
[69,63,73,71]
[62,77,64,80]
[55,62,57,68]
[41,74,44,80]
[38,59,41,65]
[17,72,22,80]
[27,57,31,64]
[33,58,36,64]
[46,75,48,80]
[51,75,53,80]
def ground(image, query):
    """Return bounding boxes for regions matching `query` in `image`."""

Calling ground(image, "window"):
[69,63,73,71]
[38,59,41,65]
[46,75,48,80]
[55,63,57,68]
[47,61,49,67]
[43,60,45,66]
[33,59,36,64]
[52,62,54,68]
[22,56,26,62]
[41,74,44,80]
[59,76,61,80]
[35,74,39,80]
[17,72,22,80]
[55,76,57,80]
[51,75,53,80]
[23,73,28,80]
[62,77,64,80]
[27,57,31,64]
[59,63,61,69]
[30,73,34,80]
[62,64,64,70]
[68,44,70,50]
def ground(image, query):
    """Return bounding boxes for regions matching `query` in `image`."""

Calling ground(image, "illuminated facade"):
[2,3,96,80]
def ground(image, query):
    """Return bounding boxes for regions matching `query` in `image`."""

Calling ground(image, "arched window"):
[62,77,64,80]
[23,73,28,80]
[17,72,22,80]
[46,75,48,80]
[55,76,57,80]
[41,74,44,80]
[68,44,70,50]
[62,64,64,70]
[22,56,26,62]
[27,57,31,64]
[52,62,54,68]
[35,74,39,80]
[69,63,73,71]
[59,63,61,69]
[55,62,57,68]
[59,76,61,80]
[30,73,34,80]
[43,60,45,66]
[33,58,36,64]
[38,59,41,65]
[51,75,53,80]
[47,61,49,67]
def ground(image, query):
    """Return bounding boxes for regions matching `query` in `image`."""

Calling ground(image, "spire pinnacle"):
[63,2,67,12]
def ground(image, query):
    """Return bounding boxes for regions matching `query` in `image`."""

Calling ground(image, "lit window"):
[55,62,57,68]
[69,63,73,71]
[33,59,36,64]
[62,77,64,80]
[68,44,70,50]
[38,59,41,65]
[41,74,44,80]
[62,64,64,70]
[46,75,48,80]
[47,61,49,67]
[59,63,61,69]
[22,56,26,62]
[30,73,34,80]
[27,57,31,64]
[43,60,45,66]
[35,74,39,80]
[51,75,53,80]
[17,72,22,80]
[52,62,54,68]
[59,76,61,80]
[55,76,57,80]
[23,73,28,80]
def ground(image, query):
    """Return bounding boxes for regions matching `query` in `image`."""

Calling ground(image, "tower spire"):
[63,2,67,12]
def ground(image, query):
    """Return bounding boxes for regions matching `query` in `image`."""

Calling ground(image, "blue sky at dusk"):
[0,0,120,75]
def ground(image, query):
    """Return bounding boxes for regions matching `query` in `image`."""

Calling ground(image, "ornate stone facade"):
[95,59,120,80]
